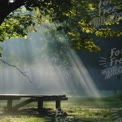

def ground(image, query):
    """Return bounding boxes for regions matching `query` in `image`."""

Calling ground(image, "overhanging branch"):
[0,58,32,83]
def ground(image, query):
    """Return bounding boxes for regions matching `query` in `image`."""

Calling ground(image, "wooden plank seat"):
[0,94,68,114]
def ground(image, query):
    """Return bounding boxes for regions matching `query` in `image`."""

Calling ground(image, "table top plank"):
[0,94,68,100]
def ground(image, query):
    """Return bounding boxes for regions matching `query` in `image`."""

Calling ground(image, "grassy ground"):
[0,96,122,122]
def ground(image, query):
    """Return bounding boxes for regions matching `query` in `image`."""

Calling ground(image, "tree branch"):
[0,58,32,83]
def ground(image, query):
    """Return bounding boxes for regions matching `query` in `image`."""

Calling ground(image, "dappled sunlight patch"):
[0,116,47,122]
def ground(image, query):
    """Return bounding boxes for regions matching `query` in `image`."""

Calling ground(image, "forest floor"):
[0,96,122,122]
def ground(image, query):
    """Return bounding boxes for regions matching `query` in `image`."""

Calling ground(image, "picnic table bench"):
[0,94,68,114]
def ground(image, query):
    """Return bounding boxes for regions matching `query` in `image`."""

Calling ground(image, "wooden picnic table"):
[0,94,68,114]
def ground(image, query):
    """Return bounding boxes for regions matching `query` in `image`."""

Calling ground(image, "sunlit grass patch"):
[0,116,47,122]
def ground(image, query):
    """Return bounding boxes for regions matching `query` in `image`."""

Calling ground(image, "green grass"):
[0,116,47,122]
[0,96,122,122]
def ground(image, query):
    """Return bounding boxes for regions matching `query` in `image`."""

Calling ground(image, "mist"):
[0,23,113,97]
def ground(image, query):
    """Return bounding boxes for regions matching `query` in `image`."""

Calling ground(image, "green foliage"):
[0,0,122,56]
[60,0,122,51]
[0,7,41,42]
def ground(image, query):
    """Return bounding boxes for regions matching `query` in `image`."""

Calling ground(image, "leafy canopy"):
[0,0,122,56]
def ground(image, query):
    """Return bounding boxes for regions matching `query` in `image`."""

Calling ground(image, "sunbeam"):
[67,50,100,97]
[0,23,101,98]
